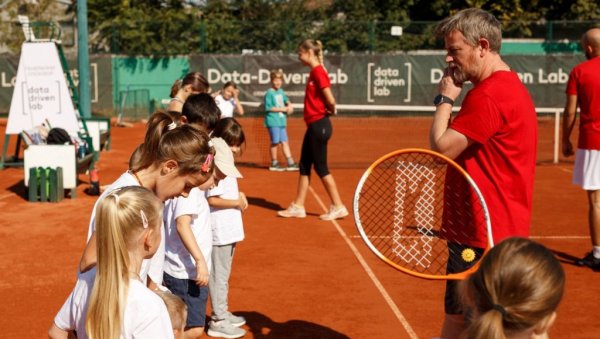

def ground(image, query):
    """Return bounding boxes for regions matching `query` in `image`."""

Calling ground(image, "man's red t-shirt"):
[444,71,537,247]
[566,57,600,150]
[303,65,330,125]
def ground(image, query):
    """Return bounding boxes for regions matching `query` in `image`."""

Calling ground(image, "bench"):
[24,145,94,198]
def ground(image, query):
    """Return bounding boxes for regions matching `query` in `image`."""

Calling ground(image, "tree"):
[0,0,72,55]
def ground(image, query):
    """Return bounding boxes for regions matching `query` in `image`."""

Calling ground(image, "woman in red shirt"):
[277,39,348,221]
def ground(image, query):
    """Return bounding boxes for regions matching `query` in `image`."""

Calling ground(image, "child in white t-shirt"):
[49,187,173,339]
[206,118,248,339]
[214,82,244,118]
[163,136,243,339]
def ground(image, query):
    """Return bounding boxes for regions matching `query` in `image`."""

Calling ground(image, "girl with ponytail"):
[50,187,174,339]
[168,72,210,113]
[278,39,349,221]
[79,111,216,290]
[460,237,565,339]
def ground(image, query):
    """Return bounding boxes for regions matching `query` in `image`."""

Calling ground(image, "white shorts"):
[573,149,600,190]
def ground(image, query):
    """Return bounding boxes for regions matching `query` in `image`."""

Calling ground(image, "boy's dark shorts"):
[163,272,209,327]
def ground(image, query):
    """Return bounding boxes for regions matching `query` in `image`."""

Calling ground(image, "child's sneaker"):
[269,163,285,172]
[277,203,306,218]
[225,312,246,327]
[286,163,299,171]
[207,320,246,338]
[320,205,349,220]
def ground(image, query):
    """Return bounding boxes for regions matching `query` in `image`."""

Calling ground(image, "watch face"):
[434,95,452,106]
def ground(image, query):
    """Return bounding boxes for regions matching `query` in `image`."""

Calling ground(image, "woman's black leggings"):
[299,116,332,177]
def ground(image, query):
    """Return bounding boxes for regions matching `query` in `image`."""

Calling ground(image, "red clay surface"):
[0,116,598,338]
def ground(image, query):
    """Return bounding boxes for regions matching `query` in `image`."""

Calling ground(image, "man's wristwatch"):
[433,94,454,106]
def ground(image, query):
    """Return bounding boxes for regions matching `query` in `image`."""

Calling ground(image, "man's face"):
[444,30,480,84]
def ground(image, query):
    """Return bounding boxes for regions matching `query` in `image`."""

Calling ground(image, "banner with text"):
[191,54,586,110]
[0,54,113,115]
[7,42,80,134]
[0,53,585,115]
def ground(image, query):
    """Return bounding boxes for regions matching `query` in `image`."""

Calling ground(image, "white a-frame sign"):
[6,42,79,135]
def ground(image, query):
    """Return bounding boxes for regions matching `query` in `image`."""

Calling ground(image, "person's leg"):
[163,273,207,339]
[308,117,347,220]
[440,243,478,339]
[209,245,233,321]
[208,244,245,338]
[268,127,284,171]
[585,189,600,267]
[278,128,293,161]
[588,189,600,247]
[293,175,310,206]
[321,174,343,207]
[278,127,312,217]
[282,141,292,159]
[270,143,279,164]
[574,149,600,268]
[183,284,208,339]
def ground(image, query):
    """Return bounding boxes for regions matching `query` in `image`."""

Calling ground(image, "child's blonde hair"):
[154,290,188,332]
[86,186,163,339]
[270,69,284,81]
[298,39,324,65]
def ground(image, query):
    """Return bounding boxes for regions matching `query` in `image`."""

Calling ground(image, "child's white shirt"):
[206,177,245,245]
[163,187,213,279]
[215,94,236,118]
[85,171,166,286]
[54,267,174,339]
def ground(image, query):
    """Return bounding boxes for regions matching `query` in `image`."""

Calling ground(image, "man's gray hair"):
[435,8,502,53]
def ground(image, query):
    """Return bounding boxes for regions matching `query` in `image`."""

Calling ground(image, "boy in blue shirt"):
[264,69,298,171]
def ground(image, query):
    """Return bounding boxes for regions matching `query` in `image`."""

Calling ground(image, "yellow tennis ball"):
[462,248,476,263]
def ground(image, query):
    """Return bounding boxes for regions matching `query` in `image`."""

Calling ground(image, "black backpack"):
[46,128,73,145]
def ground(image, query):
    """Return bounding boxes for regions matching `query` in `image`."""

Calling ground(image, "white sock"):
[593,246,600,259]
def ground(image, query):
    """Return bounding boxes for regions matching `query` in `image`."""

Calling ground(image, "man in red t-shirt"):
[431,9,538,339]
[562,28,600,271]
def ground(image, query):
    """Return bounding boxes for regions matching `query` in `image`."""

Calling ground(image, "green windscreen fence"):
[118,89,151,121]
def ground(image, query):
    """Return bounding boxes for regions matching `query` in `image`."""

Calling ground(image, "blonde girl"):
[49,186,173,339]
[79,112,216,290]
[168,72,210,113]
[278,39,348,221]
[460,237,565,339]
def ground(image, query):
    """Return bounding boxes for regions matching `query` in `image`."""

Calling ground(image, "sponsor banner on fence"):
[191,53,586,110]
[0,53,586,114]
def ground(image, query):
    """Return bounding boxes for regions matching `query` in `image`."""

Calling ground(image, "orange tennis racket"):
[353,149,493,280]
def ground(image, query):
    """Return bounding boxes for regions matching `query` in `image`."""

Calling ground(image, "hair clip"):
[167,121,177,131]
[201,154,214,173]
[140,210,149,229]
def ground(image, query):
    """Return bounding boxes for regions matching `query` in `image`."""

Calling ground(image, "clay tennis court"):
[0,115,597,338]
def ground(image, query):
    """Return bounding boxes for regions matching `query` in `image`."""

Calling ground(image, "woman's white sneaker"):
[277,203,306,218]
[320,205,349,220]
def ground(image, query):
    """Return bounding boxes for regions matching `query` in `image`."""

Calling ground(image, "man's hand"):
[562,140,574,157]
[438,67,463,101]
